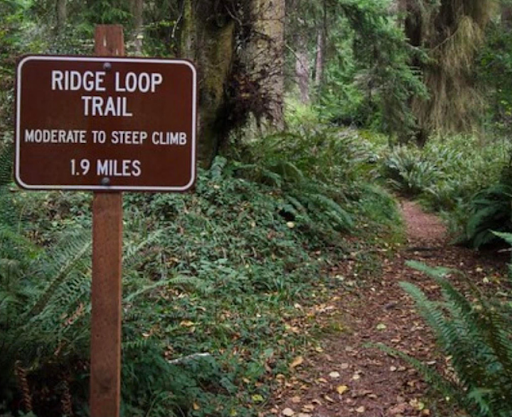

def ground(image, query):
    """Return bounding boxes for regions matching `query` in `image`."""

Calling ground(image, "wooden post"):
[90,25,124,417]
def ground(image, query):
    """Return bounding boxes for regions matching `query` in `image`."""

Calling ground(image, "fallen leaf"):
[336,385,349,395]
[291,396,301,404]
[290,356,304,369]
[356,406,365,413]
[180,320,195,327]
[282,408,295,417]
[376,323,387,330]
[341,363,349,370]
[389,403,407,415]
[329,371,340,378]
[352,373,361,380]
[193,402,200,410]
[324,395,335,403]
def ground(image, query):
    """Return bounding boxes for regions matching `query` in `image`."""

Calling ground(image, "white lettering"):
[96,159,142,177]
[115,72,164,93]
[81,96,132,117]
[52,70,106,92]
[82,96,92,116]
[111,131,147,145]
[52,71,63,90]
[132,160,141,176]
[151,131,187,145]
[151,73,163,92]
[24,129,87,143]
[97,160,109,176]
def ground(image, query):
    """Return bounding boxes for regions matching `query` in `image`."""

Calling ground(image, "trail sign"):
[15,55,197,191]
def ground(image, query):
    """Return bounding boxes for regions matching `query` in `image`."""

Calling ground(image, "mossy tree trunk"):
[56,0,67,32]
[295,33,310,103]
[249,0,286,129]
[314,17,325,88]
[131,0,143,55]
[178,0,236,167]
[401,0,497,144]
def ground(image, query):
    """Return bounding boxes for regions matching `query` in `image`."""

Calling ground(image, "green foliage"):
[0,0,27,132]
[232,127,401,238]
[381,146,440,196]
[406,0,497,138]
[0,126,401,416]
[311,0,427,139]
[378,134,512,241]
[477,9,512,135]
[463,182,512,248]
[380,260,512,417]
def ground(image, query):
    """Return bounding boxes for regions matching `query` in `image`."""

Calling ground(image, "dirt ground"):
[267,201,508,417]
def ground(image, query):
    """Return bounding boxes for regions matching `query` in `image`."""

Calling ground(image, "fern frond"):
[25,232,91,318]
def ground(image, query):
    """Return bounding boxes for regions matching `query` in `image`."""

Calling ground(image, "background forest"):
[1,0,512,416]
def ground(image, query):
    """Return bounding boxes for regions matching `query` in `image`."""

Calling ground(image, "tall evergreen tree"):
[402,0,498,143]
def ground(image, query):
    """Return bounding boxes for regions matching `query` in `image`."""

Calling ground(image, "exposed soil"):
[267,201,508,417]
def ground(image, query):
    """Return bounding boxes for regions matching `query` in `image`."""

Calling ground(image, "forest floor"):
[267,201,508,417]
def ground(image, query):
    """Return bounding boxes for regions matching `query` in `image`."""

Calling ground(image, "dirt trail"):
[268,201,507,417]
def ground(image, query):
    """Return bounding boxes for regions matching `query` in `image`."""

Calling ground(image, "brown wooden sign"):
[15,55,197,191]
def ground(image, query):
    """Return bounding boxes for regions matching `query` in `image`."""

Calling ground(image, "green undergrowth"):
[379,134,512,245]
[377,258,512,417]
[0,128,401,417]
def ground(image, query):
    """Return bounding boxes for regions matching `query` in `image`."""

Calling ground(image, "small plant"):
[462,183,512,248]
[381,146,440,196]
[378,260,512,417]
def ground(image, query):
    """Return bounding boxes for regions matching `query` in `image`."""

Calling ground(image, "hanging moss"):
[404,0,498,142]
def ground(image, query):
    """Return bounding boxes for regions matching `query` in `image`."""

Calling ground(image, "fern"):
[463,183,512,248]
[392,261,512,417]
[0,144,12,187]
[24,230,91,318]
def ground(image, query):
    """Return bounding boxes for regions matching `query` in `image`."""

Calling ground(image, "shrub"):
[1,129,402,416]
[379,260,512,417]
[381,146,440,196]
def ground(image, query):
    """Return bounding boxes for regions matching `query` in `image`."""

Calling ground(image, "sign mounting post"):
[90,25,123,417]
[15,24,197,417]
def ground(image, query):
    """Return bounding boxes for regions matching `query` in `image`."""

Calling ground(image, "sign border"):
[15,55,197,192]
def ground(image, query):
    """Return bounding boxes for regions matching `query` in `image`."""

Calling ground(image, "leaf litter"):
[267,201,509,417]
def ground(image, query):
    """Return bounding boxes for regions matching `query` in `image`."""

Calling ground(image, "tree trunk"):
[250,0,286,129]
[314,28,324,87]
[179,0,236,166]
[295,34,310,103]
[314,0,327,88]
[131,0,144,55]
[56,0,67,32]
[502,3,512,29]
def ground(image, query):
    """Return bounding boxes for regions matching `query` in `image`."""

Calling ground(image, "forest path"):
[268,201,507,417]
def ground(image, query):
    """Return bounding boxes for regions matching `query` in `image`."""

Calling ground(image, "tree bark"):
[314,27,324,87]
[295,34,310,103]
[56,0,67,32]
[131,0,144,55]
[179,0,236,166]
[250,0,286,129]
[314,0,327,88]
[502,3,512,29]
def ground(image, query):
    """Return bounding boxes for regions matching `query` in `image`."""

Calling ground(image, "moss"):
[179,0,236,167]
